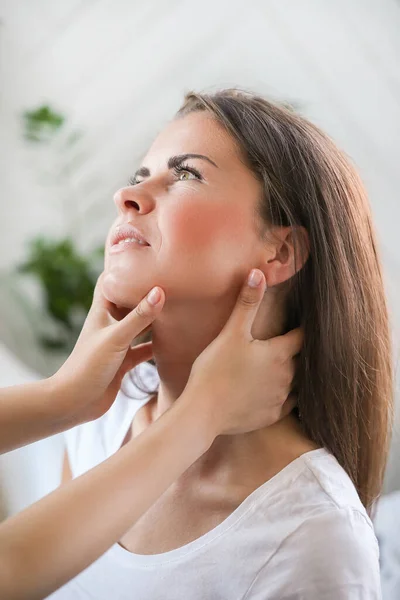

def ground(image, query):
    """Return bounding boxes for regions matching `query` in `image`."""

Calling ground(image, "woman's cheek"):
[170,205,232,250]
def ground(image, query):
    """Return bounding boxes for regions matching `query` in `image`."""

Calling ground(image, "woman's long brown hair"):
[132,87,394,515]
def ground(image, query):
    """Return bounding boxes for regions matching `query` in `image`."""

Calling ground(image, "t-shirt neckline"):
[108,396,328,568]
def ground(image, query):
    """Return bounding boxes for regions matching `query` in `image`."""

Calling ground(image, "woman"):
[54,88,393,599]
[0,268,299,600]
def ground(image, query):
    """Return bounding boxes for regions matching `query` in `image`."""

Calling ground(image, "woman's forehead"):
[145,112,240,166]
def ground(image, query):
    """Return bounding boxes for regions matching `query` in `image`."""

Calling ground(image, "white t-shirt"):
[48,363,382,599]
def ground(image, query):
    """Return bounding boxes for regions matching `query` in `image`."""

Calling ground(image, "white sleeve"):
[244,507,382,600]
[62,425,78,477]
[62,418,105,479]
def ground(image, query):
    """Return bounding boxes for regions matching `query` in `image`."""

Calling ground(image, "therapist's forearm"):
[0,379,81,454]
[0,390,215,600]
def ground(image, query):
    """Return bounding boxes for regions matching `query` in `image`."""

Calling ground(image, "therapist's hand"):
[182,268,303,436]
[51,272,165,425]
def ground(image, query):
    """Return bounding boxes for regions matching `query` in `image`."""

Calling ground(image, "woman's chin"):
[102,270,146,309]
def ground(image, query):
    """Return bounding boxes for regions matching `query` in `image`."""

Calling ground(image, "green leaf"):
[22,105,66,143]
[17,235,104,350]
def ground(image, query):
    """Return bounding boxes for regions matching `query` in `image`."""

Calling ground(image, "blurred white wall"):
[0,344,64,518]
[1,0,400,514]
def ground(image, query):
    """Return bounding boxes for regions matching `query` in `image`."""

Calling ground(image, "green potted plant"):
[9,105,105,361]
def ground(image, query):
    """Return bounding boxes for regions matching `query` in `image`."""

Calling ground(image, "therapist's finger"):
[119,341,155,375]
[107,302,132,322]
[106,304,153,341]
[266,327,304,363]
[221,269,267,342]
[110,286,165,350]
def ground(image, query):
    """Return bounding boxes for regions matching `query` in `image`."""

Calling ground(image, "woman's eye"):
[173,164,203,182]
[127,164,202,187]
[178,170,195,181]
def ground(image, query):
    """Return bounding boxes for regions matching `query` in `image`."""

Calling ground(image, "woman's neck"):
[145,292,316,489]
[145,386,317,493]
[147,372,316,493]
[149,285,288,412]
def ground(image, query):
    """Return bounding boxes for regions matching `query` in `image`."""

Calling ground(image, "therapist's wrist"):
[45,374,88,429]
[173,387,219,454]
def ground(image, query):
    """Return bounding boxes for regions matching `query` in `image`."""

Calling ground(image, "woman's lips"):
[109,239,151,254]
[111,223,150,247]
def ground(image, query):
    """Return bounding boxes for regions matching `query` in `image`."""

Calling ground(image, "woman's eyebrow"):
[133,153,219,179]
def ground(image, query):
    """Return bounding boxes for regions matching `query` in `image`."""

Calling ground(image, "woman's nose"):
[113,186,151,215]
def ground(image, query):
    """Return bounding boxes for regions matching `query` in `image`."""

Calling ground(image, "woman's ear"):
[264,226,310,287]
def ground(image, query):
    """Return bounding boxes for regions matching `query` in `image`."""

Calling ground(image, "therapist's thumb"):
[111,286,165,350]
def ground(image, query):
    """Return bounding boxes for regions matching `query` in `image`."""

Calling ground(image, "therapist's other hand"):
[184,269,303,436]
[51,272,165,425]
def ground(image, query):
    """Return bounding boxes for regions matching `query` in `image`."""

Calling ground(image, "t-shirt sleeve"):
[244,507,382,600]
[62,425,79,477]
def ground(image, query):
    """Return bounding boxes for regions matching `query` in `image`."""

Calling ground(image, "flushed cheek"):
[168,205,246,254]
[162,206,255,300]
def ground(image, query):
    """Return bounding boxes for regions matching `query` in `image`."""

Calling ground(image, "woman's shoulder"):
[247,504,381,599]
[249,448,378,559]
[245,450,381,598]
[256,448,371,520]
[300,448,372,520]
[277,448,374,534]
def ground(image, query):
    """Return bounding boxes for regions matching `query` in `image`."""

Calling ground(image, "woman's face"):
[103,111,267,309]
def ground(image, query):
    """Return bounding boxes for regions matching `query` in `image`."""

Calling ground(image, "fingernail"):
[248,269,262,287]
[147,287,161,305]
